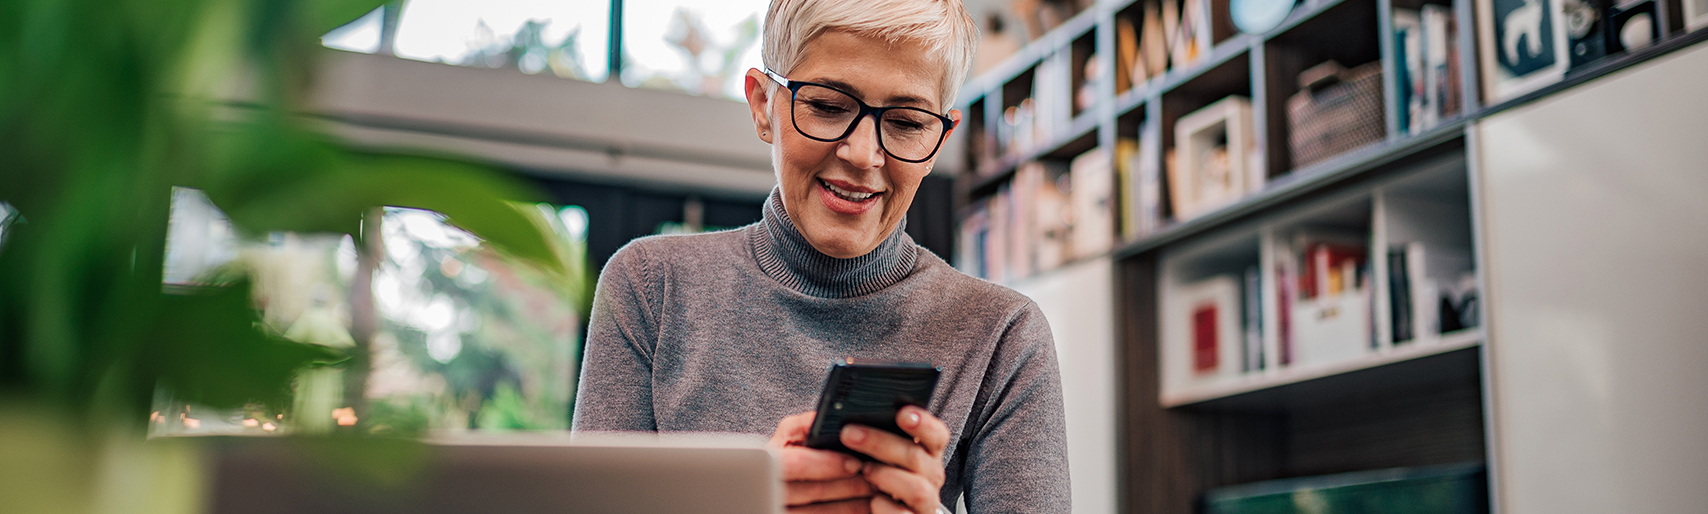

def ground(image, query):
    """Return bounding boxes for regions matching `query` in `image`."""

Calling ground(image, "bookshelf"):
[952,0,1708,511]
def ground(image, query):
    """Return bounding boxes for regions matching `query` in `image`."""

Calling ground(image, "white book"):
[1070,148,1116,258]
[1136,120,1163,235]
[1422,4,1452,129]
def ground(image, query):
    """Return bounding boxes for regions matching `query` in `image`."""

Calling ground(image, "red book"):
[1193,303,1219,373]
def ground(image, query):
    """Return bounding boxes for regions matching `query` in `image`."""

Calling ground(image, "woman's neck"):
[750,188,918,299]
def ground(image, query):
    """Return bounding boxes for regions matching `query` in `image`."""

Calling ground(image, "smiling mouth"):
[820,179,882,203]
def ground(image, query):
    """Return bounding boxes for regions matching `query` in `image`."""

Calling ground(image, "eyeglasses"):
[763,69,956,163]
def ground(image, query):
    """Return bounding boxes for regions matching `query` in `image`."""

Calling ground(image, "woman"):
[572,1,1070,512]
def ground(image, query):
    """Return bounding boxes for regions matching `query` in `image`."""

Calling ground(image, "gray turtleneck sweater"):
[572,190,1070,513]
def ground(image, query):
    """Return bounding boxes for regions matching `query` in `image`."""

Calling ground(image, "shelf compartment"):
[1159,46,1254,226]
[1262,0,1385,177]
[1163,327,1481,408]
[968,110,1100,198]
[1113,117,1466,260]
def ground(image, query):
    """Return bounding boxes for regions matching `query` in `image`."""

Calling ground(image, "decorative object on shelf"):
[1287,61,1386,168]
[1283,230,1373,367]
[1687,0,1708,31]
[1143,0,1172,78]
[1607,0,1661,53]
[1077,53,1102,112]
[1167,274,1244,383]
[1168,0,1214,68]
[1562,0,1609,68]
[1070,148,1116,258]
[1477,0,1571,102]
[1172,96,1258,220]
[1231,0,1297,35]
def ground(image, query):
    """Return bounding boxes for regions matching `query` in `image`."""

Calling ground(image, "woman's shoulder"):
[604,226,754,276]
[908,246,1039,315]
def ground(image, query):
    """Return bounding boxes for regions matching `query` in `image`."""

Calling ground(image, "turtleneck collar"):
[749,188,918,299]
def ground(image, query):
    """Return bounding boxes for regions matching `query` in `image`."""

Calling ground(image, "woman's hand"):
[841,406,949,514]
[770,412,877,513]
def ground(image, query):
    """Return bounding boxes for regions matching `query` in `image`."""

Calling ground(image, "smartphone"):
[805,358,941,459]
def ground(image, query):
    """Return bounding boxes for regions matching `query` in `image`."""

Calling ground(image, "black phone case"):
[805,358,941,460]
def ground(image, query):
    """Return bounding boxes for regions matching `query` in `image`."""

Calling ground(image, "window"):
[321,0,769,100]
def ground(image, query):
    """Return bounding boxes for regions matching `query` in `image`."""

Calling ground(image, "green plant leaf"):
[215,150,565,275]
[142,280,346,410]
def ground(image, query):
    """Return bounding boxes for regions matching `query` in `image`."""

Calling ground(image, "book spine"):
[1244,266,1264,373]
[1389,247,1414,343]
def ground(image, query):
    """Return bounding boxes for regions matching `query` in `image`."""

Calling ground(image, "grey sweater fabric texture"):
[572,189,1070,513]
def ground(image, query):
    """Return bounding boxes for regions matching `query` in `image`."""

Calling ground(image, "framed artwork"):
[1477,0,1572,102]
[1688,0,1708,32]
[1170,96,1256,220]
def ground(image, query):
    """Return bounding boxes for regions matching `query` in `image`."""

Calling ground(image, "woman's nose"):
[837,115,885,169]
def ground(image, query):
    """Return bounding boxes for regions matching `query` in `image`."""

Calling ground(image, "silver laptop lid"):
[206,434,781,514]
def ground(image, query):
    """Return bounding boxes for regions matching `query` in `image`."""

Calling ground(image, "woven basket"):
[1287,62,1386,169]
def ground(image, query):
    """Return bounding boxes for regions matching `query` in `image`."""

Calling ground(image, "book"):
[1035,165,1072,272]
[1115,138,1139,240]
[1393,9,1421,134]
[1243,266,1265,373]
[1178,274,1243,379]
[1136,119,1164,234]
[1422,4,1450,129]
[1287,230,1371,366]
[1388,245,1414,343]
[1070,147,1115,258]
[1116,17,1140,93]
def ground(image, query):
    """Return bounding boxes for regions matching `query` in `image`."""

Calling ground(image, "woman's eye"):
[886,119,926,132]
[807,101,850,114]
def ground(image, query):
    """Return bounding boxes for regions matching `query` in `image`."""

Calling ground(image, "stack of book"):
[1116,120,1165,240]
[1386,241,1478,344]
[1393,4,1462,134]
[957,147,1118,282]
[1274,230,1372,367]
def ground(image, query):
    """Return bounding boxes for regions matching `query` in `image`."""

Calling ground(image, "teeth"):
[823,181,877,201]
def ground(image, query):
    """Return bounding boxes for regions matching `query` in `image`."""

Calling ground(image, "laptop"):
[204,433,781,514]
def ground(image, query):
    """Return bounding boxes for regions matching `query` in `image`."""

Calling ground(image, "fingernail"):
[844,458,862,474]
[843,425,866,443]
[905,411,921,427]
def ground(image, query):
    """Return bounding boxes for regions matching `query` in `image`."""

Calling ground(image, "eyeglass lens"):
[792,84,945,162]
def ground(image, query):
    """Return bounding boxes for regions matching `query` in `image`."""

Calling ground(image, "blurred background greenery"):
[1,0,591,511]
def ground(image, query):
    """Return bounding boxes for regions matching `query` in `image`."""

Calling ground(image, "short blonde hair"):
[761,0,979,110]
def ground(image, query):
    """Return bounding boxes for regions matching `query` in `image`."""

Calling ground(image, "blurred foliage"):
[0,0,572,434]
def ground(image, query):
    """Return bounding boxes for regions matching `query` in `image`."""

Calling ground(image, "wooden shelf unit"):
[952,0,1708,512]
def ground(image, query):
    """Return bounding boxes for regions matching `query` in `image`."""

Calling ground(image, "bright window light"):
[392,0,611,82]
[322,7,385,54]
[622,0,766,99]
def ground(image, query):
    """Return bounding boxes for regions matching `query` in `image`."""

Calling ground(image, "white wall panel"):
[1011,257,1117,514]
[1476,43,1708,514]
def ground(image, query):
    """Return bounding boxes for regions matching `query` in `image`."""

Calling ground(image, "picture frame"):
[1688,0,1708,32]
[1476,0,1572,102]
[1170,96,1256,220]
[1162,274,1244,392]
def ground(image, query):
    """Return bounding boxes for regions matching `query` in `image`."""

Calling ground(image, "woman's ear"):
[744,68,776,144]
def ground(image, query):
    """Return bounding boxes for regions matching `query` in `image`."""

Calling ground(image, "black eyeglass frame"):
[763,69,957,164]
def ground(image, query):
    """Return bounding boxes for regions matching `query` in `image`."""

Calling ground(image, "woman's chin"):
[803,224,882,259]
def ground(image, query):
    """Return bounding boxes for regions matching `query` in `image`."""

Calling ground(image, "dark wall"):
[531,178,763,272]
[531,174,956,273]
